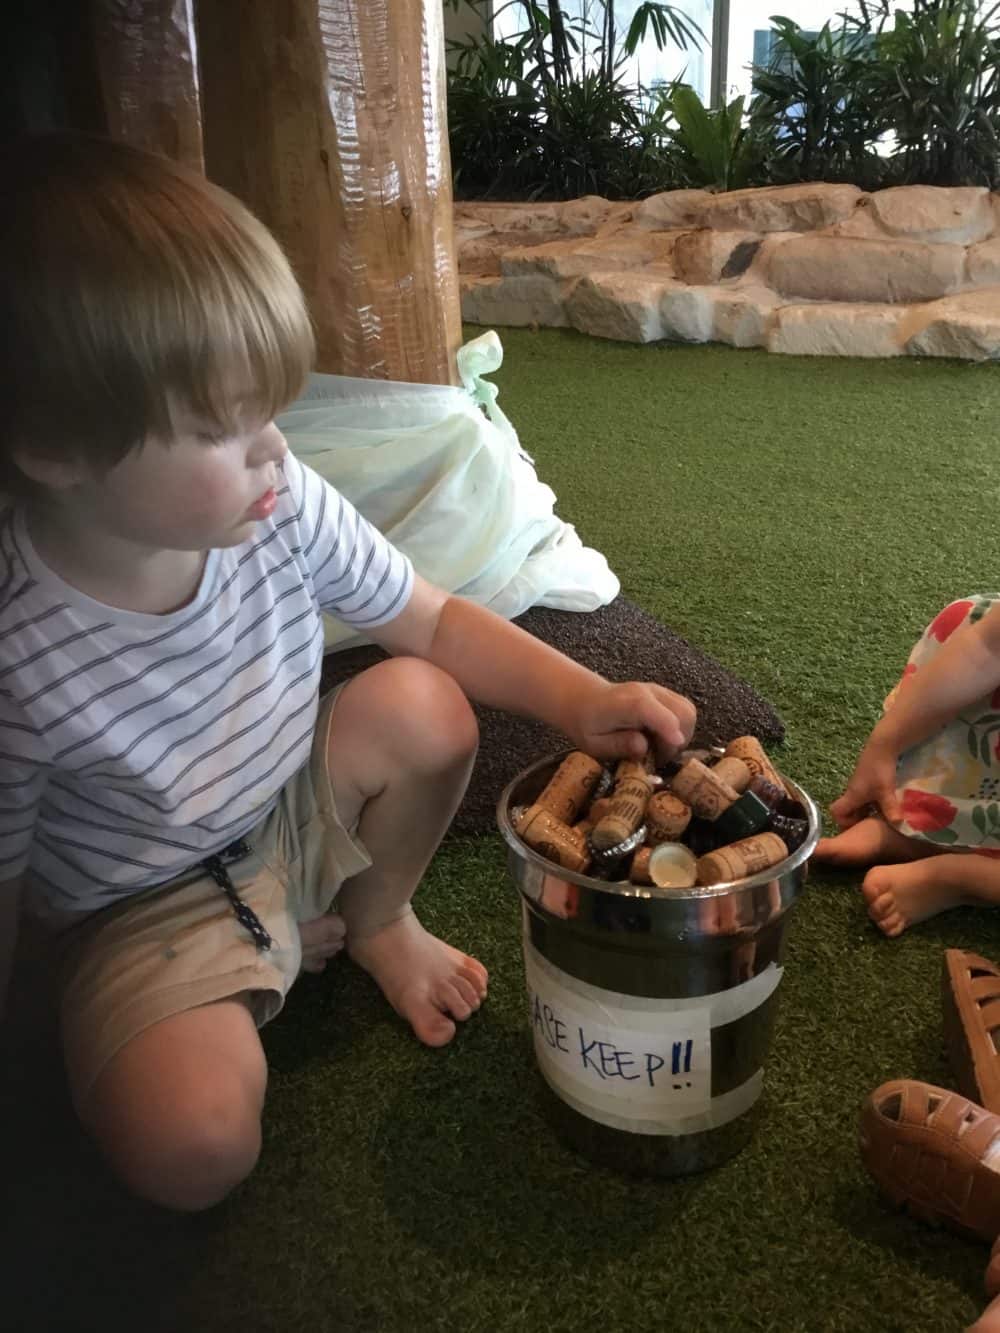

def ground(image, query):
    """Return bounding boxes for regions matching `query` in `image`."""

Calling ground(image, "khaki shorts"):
[54,689,371,1102]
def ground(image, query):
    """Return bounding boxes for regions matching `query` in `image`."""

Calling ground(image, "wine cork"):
[670,759,740,820]
[629,846,653,884]
[517,804,591,873]
[588,796,614,824]
[724,737,784,792]
[614,755,654,784]
[591,777,651,851]
[645,790,692,844]
[748,773,785,811]
[696,833,789,887]
[711,756,751,794]
[535,751,604,824]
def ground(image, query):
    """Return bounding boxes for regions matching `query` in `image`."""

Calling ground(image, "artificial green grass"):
[6,332,1000,1332]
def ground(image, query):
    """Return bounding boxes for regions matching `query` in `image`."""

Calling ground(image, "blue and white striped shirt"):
[0,452,413,915]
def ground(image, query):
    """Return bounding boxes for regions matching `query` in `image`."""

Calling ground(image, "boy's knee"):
[123,1089,260,1212]
[86,1071,263,1212]
[370,657,479,767]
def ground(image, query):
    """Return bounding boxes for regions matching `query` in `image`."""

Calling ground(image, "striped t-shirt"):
[0,451,413,916]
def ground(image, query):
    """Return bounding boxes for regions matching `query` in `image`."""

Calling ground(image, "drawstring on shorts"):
[202,838,274,951]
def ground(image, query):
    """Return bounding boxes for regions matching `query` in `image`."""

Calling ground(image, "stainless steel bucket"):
[497,751,820,1177]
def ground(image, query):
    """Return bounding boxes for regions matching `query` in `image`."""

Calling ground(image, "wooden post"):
[197,0,462,384]
[91,0,203,169]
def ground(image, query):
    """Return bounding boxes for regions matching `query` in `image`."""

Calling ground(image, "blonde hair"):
[0,132,314,494]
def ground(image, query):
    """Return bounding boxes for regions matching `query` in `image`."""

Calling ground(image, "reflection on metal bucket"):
[497,751,820,1177]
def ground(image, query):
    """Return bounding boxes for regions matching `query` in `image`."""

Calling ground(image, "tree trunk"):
[197,0,461,384]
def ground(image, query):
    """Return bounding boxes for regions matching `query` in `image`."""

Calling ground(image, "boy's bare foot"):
[298,912,346,974]
[861,853,1000,938]
[347,911,488,1047]
[814,815,932,868]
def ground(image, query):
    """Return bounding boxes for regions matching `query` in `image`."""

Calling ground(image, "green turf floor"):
[6,331,1000,1332]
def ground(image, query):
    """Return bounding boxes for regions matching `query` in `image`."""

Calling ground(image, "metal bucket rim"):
[496,749,820,900]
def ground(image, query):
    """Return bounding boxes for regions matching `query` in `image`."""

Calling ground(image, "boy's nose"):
[251,422,288,468]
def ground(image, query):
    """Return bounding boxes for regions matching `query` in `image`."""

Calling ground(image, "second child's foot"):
[861,852,1000,937]
[348,911,489,1047]
[298,911,347,974]
[814,815,931,869]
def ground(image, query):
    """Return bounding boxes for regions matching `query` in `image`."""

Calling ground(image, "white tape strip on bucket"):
[524,934,782,1135]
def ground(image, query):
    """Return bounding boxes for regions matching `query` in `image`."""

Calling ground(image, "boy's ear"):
[12,449,88,491]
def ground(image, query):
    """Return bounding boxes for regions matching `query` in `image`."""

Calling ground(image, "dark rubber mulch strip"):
[319,595,783,835]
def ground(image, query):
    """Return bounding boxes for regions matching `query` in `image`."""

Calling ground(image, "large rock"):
[558,196,633,235]
[660,284,715,342]
[672,229,761,285]
[703,183,863,233]
[768,235,965,303]
[454,201,562,235]
[566,271,672,342]
[967,238,1000,287]
[458,229,564,276]
[661,283,780,348]
[868,186,994,246]
[904,289,1000,360]
[711,285,781,348]
[633,189,714,230]
[460,273,568,328]
[501,230,676,280]
[768,303,905,357]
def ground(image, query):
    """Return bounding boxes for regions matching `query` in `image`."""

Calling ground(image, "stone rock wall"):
[456,184,1000,359]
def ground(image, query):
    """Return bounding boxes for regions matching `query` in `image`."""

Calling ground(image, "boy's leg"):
[325,656,487,1046]
[77,994,266,1212]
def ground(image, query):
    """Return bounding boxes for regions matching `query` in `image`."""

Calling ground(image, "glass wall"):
[492,0,713,103]
[725,2,916,102]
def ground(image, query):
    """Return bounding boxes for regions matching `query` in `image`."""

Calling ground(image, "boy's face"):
[71,408,289,553]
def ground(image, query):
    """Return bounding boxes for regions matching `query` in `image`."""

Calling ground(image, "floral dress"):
[890,595,1000,854]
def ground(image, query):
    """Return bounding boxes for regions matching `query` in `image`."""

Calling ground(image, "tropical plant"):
[852,0,1000,187]
[665,86,765,191]
[748,16,883,186]
[443,0,705,199]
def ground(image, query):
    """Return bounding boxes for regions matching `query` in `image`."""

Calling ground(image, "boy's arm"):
[833,602,1000,826]
[0,876,22,1025]
[369,577,696,760]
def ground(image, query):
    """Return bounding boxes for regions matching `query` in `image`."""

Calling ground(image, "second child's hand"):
[830,738,902,828]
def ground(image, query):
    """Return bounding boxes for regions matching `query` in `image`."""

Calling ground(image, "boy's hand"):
[829,737,902,829]
[568,681,696,764]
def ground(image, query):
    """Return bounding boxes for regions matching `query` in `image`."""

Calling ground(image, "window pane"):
[725,2,914,102]
[494,1,714,104]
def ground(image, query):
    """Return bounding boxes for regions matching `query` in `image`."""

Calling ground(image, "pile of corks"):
[512,737,810,889]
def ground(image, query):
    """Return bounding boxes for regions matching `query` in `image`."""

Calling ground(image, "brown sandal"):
[943,949,1000,1114]
[859,1079,1000,1242]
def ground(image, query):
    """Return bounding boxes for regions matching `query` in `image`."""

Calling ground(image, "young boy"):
[0,132,696,1213]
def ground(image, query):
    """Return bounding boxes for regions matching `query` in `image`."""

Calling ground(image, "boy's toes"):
[412,1003,457,1048]
[457,956,489,996]
[448,976,482,1014]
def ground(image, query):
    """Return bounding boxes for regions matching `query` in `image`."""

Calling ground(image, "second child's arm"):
[369,577,696,762]
[833,602,1000,827]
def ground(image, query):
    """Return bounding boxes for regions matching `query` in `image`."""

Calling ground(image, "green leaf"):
[973,804,988,834]
[988,802,1000,827]
[983,732,996,767]
[924,826,960,844]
